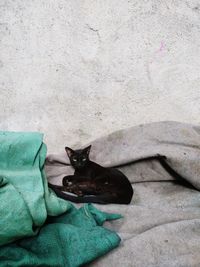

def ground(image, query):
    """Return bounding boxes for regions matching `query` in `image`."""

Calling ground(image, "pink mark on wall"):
[147,41,167,83]
[159,41,165,52]
[149,41,166,64]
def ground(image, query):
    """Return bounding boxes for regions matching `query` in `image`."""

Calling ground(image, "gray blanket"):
[45,121,200,267]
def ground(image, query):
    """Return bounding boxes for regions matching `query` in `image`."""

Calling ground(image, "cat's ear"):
[65,147,74,158]
[83,145,91,156]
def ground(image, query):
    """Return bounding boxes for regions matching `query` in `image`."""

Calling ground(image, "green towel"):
[0,131,69,246]
[0,131,121,266]
[0,204,121,267]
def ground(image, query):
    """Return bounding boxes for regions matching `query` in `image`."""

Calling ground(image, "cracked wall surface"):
[0,0,200,153]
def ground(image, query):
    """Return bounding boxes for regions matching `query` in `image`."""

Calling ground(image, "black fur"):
[49,145,133,204]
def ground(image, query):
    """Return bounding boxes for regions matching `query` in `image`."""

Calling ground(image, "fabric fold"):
[0,131,121,266]
[0,204,121,267]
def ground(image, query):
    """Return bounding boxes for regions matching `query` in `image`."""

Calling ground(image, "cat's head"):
[65,145,91,169]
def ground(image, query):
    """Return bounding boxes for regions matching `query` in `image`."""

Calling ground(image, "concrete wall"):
[1,0,200,153]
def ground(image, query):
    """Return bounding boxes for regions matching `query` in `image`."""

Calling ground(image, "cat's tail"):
[48,183,133,204]
[48,182,107,204]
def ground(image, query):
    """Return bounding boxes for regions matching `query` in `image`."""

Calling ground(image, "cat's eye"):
[82,158,86,161]
[73,158,77,162]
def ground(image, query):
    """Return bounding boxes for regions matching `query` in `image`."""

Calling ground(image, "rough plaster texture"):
[0,0,200,153]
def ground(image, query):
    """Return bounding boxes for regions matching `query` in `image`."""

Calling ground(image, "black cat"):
[48,145,133,204]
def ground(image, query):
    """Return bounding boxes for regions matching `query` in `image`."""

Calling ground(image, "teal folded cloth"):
[0,131,69,246]
[0,131,121,266]
[0,204,121,267]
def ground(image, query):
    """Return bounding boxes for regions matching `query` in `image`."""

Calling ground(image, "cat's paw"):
[62,175,74,186]
[74,190,84,197]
